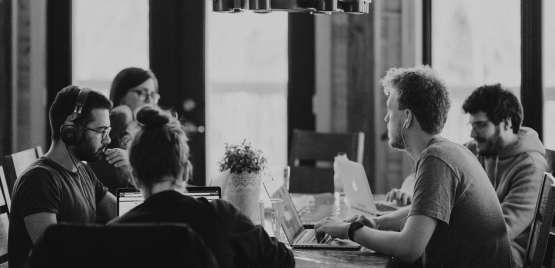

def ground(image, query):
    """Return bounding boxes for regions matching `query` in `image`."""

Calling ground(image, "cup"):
[258,198,284,238]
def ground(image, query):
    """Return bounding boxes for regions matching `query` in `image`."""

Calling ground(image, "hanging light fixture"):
[212,0,372,14]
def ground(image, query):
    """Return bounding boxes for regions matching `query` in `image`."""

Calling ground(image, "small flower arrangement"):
[218,140,267,174]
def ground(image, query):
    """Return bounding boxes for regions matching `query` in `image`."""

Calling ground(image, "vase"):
[223,171,261,223]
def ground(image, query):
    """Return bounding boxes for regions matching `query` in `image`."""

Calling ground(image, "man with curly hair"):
[463,84,548,268]
[315,65,512,267]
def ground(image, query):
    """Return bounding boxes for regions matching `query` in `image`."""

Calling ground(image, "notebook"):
[336,159,398,215]
[263,175,361,250]
[116,186,221,217]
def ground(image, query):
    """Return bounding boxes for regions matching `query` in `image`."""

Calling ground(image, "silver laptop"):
[263,174,360,249]
[116,187,221,217]
[337,159,397,215]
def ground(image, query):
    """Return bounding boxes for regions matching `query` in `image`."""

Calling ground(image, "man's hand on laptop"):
[315,217,349,242]
[344,215,378,229]
[385,188,413,206]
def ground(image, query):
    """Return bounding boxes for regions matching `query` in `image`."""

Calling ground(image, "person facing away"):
[462,84,548,268]
[315,65,513,268]
[8,86,118,268]
[108,105,295,268]
[89,67,159,195]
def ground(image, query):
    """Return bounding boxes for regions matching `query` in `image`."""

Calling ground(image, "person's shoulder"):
[110,105,133,121]
[19,158,59,181]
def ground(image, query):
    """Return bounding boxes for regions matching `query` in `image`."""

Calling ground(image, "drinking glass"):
[258,198,284,238]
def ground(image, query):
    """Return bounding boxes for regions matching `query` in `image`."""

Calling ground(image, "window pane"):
[206,12,288,181]
[72,0,149,97]
[433,0,521,145]
[544,0,555,149]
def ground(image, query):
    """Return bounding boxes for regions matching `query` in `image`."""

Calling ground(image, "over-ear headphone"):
[60,88,91,145]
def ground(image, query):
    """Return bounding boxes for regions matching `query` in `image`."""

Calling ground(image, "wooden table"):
[290,193,392,268]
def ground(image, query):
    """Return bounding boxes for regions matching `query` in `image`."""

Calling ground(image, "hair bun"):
[136,105,170,127]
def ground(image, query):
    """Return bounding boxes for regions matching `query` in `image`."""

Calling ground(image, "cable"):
[65,144,106,222]
[401,121,416,171]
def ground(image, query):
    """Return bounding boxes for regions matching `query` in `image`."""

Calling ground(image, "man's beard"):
[73,138,105,163]
[475,126,504,157]
[388,120,406,151]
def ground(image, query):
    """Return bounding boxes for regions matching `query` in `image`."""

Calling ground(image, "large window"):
[72,0,149,96]
[433,0,521,145]
[544,0,555,149]
[206,12,288,181]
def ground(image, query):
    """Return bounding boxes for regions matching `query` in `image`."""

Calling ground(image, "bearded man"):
[463,84,548,268]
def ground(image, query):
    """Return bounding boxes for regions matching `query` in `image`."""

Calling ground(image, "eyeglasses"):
[83,126,111,139]
[467,120,490,131]
[131,89,159,102]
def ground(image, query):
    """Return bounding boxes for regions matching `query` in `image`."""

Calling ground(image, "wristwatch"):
[348,222,364,241]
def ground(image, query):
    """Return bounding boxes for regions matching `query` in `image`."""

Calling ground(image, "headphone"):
[60,88,91,145]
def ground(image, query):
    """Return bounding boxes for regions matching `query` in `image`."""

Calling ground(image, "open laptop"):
[116,186,221,217]
[263,174,360,250]
[336,159,397,215]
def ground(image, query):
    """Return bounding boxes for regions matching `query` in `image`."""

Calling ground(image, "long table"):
[290,193,392,268]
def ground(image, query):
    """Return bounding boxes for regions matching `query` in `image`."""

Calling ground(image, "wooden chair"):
[546,149,555,175]
[0,167,9,267]
[0,167,10,215]
[27,223,218,268]
[4,146,43,195]
[288,129,364,194]
[524,173,555,268]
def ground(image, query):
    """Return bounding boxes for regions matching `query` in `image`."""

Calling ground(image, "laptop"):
[209,169,230,196]
[262,174,360,250]
[116,186,222,217]
[336,159,397,215]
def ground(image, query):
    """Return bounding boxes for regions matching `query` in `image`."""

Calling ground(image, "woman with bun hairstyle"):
[90,67,159,195]
[108,105,294,268]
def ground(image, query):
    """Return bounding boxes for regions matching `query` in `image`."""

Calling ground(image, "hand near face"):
[315,217,350,241]
[105,148,130,169]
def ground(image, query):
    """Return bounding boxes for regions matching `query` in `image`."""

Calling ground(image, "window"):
[206,12,288,180]
[72,0,149,97]
[433,0,521,145]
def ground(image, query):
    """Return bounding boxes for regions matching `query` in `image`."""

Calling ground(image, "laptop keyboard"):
[375,202,398,212]
[304,231,333,244]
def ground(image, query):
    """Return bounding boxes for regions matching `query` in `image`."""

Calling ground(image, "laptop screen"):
[263,175,304,242]
[116,187,221,217]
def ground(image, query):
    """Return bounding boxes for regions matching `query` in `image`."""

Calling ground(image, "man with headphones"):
[315,66,512,267]
[8,86,117,268]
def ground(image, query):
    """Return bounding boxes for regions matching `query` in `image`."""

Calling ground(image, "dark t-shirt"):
[109,190,295,268]
[409,138,513,268]
[8,157,108,268]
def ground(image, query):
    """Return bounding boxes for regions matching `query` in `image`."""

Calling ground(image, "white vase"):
[223,171,261,223]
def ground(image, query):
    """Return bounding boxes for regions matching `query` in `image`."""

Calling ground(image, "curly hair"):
[462,84,522,134]
[381,65,451,134]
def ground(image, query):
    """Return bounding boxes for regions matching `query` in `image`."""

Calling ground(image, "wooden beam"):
[0,0,12,159]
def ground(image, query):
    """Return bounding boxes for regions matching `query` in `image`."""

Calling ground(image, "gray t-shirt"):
[409,138,513,268]
[8,157,108,268]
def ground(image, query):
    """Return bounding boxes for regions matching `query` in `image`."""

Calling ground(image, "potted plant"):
[218,140,267,222]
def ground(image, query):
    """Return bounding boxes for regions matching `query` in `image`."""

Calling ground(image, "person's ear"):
[404,110,411,128]
[503,118,512,130]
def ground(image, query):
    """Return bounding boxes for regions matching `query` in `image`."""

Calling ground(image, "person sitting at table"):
[89,67,159,195]
[8,86,117,268]
[315,65,512,267]
[383,83,547,268]
[108,105,294,268]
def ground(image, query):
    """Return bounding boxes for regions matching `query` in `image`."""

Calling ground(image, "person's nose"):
[103,135,111,144]
[470,128,478,139]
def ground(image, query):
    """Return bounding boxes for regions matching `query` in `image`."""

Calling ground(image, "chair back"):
[0,167,9,215]
[27,223,219,268]
[288,129,364,193]
[4,146,43,195]
[0,168,9,267]
[524,173,555,268]
[546,149,555,174]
